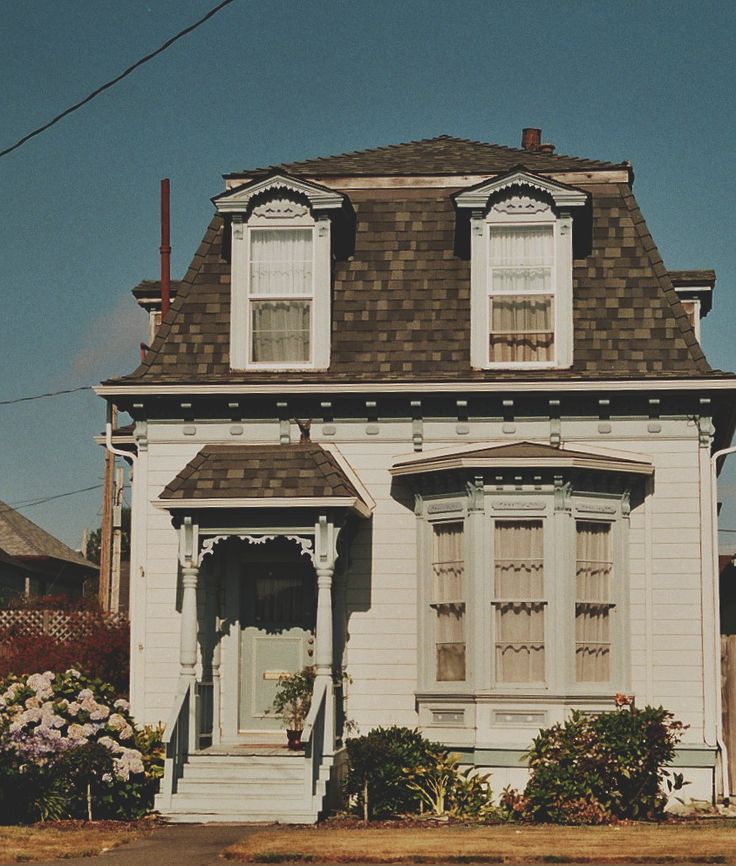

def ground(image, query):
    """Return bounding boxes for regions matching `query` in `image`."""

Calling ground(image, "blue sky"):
[1,0,736,549]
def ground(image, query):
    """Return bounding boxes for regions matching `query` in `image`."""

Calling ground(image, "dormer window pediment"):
[454,169,588,371]
[214,174,346,372]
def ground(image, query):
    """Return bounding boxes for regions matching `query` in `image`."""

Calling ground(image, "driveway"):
[28,823,259,866]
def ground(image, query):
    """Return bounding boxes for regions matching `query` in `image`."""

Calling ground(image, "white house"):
[97,130,736,822]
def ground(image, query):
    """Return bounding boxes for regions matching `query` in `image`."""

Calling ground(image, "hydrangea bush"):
[0,669,162,822]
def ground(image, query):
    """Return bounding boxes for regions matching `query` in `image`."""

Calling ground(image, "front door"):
[239,543,315,732]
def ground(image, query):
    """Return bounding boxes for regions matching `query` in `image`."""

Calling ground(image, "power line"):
[0,385,92,406]
[0,0,237,161]
[1,484,103,513]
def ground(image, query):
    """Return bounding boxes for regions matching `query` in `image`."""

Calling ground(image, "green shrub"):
[345,726,441,819]
[501,695,687,824]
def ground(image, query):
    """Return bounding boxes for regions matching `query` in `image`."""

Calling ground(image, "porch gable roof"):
[157,443,372,516]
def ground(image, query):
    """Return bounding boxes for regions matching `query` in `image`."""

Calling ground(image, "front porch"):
[151,443,372,822]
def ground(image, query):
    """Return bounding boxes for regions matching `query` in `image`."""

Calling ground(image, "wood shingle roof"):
[111,175,714,385]
[160,444,362,501]
[226,135,625,178]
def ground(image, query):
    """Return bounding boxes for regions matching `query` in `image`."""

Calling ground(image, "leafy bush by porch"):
[0,669,162,823]
[345,727,495,820]
[500,695,687,824]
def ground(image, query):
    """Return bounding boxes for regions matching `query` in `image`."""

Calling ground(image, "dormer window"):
[454,169,588,371]
[488,224,555,363]
[213,173,345,371]
[248,227,314,364]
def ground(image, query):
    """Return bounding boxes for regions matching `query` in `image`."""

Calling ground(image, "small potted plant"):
[270,666,316,750]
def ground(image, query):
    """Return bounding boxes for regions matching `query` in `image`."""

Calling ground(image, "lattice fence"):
[0,610,127,642]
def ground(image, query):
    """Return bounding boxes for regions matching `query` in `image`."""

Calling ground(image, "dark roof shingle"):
[229,135,625,178]
[160,444,361,501]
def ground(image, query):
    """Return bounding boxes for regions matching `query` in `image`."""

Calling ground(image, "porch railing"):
[160,679,193,804]
[195,680,214,750]
[302,676,331,797]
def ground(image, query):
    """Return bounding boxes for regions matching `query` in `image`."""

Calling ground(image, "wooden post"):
[110,466,124,614]
[98,405,117,611]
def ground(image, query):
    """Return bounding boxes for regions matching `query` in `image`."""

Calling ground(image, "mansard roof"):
[225,135,626,178]
[108,171,714,386]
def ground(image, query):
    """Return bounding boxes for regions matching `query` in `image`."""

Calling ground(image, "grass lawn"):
[224,821,736,863]
[0,821,147,864]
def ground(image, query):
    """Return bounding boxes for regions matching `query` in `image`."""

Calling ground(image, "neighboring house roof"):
[159,444,362,501]
[0,501,97,571]
[226,134,626,178]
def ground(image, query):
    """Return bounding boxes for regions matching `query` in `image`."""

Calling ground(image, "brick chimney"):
[521,128,541,151]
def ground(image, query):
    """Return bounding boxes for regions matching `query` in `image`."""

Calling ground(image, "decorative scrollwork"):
[198,533,314,565]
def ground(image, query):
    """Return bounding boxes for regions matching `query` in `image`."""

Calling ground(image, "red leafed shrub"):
[0,621,130,696]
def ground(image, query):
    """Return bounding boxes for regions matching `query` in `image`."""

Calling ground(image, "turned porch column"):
[313,516,341,755]
[178,517,200,683]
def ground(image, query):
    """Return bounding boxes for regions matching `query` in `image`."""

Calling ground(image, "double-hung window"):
[492,519,546,684]
[575,521,614,683]
[248,228,314,365]
[488,226,555,364]
[431,522,466,682]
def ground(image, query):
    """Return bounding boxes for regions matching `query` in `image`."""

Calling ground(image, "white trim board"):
[96,377,736,398]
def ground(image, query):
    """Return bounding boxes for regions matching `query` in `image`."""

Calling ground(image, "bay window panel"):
[575,522,613,683]
[432,522,465,682]
[249,229,313,295]
[251,300,311,363]
[493,520,545,684]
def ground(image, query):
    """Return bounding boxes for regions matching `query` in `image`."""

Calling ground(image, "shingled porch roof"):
[156,444,373,517]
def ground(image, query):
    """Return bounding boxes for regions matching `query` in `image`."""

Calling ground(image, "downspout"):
[104,402,140,703]
[710,444,736,804]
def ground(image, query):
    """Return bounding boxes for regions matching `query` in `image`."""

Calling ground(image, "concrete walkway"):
[30,823,258,866]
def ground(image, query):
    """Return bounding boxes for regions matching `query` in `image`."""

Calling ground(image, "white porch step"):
[156,750,324,824]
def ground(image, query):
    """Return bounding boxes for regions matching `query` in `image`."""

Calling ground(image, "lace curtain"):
[432,522,465,682]
[249,229,312,363]
[493,520,545,683]
[489,226,554,362]
[575,522,613,682]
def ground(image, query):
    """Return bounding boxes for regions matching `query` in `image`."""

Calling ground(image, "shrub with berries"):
[0,669,162,822]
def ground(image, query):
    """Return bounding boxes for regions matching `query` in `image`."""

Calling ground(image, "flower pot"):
[286,729,303,750]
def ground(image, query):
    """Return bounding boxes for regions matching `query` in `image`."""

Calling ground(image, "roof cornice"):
[95,377,736,399]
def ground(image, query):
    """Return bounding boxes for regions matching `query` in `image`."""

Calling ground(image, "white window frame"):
[230,208,331,371]
[214,174,344,372]
[454,171,586,372]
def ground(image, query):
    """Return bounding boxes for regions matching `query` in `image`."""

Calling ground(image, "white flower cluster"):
[0,669,145,781]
